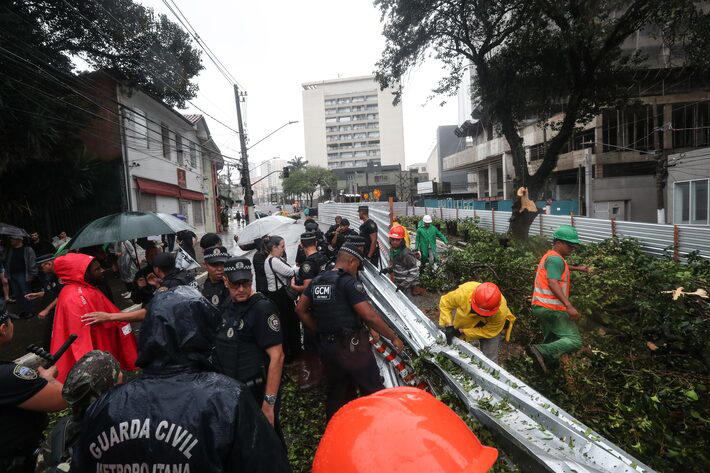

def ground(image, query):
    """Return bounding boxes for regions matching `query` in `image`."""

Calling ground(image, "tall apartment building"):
[302,75,405,170]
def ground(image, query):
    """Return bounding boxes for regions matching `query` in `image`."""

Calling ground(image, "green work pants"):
[532,306,582,363]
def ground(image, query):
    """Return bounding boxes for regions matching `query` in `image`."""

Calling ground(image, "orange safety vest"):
[532,250,570,311]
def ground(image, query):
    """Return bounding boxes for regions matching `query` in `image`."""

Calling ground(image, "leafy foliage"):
[417,220,710,471]
[282,165,336,206]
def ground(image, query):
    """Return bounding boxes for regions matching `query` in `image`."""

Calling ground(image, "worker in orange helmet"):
[439,282,516,363]
[313,386,498,473]
[380,225,420,294]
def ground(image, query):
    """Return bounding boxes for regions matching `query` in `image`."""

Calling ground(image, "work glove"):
[379,267,392,275]
[444,326,458,345]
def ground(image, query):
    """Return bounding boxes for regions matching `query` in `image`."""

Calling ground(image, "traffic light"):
[282,166,290,178]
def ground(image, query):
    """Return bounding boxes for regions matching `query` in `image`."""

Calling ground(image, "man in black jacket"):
[149,252,196,291]
[130,245,159,305]
[71,287,290,473]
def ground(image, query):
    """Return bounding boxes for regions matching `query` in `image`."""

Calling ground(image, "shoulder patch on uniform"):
[13,365,38,380]
[302,263,311,274]
[211,294,220,305]
[267,314,280,332]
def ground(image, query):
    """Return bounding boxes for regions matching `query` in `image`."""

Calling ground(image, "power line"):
[0,50,241,165]
[161,0,242,89]
[56,0,243,137]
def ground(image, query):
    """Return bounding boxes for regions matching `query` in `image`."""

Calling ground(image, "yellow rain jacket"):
[439,281,516,342]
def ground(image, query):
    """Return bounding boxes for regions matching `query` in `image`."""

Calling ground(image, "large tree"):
[375,0,710,238]
[282,165,336,206]
[0,0,203,223]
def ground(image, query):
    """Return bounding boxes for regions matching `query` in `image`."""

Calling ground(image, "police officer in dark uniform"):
[328,218,359,254]
[295,243,404,420]
[291,233,329,294]
[291,232,329,355]
[214,257,285,438]
[201,246,231,315]
[0,302,67,473]
[71,286,289,473]
[358,205,381,267]
[24,254,63,351]
[149,251,196,291]
[296,221,327,265]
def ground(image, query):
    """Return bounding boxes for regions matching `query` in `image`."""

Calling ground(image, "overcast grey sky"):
[137,0,458,174]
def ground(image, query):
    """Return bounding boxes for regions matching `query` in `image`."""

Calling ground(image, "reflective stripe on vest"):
[532,250,569,311]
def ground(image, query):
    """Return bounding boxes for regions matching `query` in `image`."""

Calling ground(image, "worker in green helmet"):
[526,225,591,373]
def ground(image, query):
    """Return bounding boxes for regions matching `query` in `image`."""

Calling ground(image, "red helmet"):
[471,282,502,317]
[388,225,406,239]
[313,387,498,473]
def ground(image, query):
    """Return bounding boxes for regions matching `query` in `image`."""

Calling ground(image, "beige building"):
[302,75,405,170]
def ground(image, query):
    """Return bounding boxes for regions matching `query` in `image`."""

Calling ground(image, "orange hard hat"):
[471,282,502,317]
[388,225,406,239]
[313,387,498,473]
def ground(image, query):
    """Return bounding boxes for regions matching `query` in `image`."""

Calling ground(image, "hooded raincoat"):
[415,220,448,262]
[51,253,137,382]
[71,287,290,473]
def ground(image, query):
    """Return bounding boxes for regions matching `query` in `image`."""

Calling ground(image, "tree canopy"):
[375,0,710,237]
[0,0,203,222]
[282,165,335,206]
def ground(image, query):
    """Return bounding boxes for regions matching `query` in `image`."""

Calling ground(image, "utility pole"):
[233,84,254,221]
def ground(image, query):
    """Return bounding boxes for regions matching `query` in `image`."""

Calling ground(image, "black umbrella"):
[0,223,29,239]
[64,212,194,251]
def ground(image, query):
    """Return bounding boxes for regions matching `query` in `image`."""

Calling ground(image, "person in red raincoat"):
[50,253,137,382]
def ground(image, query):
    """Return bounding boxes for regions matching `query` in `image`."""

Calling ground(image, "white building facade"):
[117,87,208,234]
[302,75,405,170]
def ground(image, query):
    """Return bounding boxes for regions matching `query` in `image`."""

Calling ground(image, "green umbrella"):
[64,212,194,251]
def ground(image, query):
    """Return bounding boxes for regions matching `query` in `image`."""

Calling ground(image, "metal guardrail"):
[321,202,710,259]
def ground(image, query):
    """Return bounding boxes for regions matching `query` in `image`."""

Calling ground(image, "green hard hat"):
[553,225,580,245]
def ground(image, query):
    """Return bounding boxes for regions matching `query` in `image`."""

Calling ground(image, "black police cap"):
[340,218,350,227]
[203,246,229,264]
[339,242,364,262]
[300,232,317,243]
[344,235,367,249]
[358,205,369,213]
[224,257,253,283]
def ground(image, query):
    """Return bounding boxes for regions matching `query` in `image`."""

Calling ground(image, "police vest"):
[309,270,362,335]
[296,252,329,285]
[214,294,269,382]
[201,278,230,314]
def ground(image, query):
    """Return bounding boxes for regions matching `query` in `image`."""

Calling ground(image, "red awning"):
[135,177,179,198]
[180,188,205,201]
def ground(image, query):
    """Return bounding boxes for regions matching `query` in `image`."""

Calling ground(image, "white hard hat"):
[423,215,432,223]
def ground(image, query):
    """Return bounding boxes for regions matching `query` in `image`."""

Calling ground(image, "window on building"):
[368,140,380,146]
[572,129,595,150]
[674,179,710,224]
[529,143,547,161]
[179,200,190,222]
[126,107,149,148]
[365,94,377,101]
[602,161,655,177]
[326,117,337,123]
[602,106,664,152]
[341,152,353,158]
[175,134,184,165]
[367,132,380,138]
[367,113,378,120]
[161,124,171,160]
[189,142,197,167]
[193,201,204,225]
[673,101,710,149]
[354,151,367,157]
[339,116,351,123]
[137,193,157,213]
[374,174,388,183]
